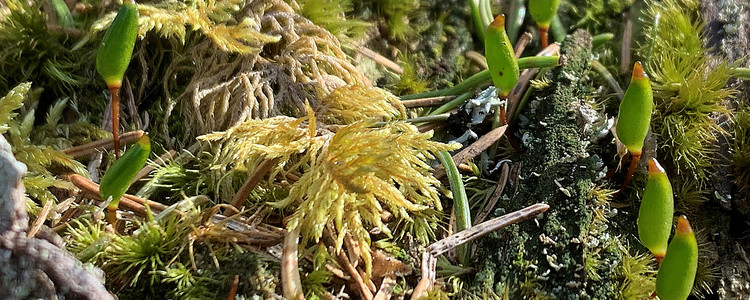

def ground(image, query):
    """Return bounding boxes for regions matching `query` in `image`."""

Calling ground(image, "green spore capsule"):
[96,0,139,158]
[96,0,139,88]
[637,158,674,261]
[100,134,151,225]
[616,61,653,156]
[656,215,698,300]
[485,14,519,99]
[528,0,560,47]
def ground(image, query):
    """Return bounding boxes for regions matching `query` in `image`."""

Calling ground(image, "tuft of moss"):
[638,0,735,193]
[731,105,750,192]
[296,0,371,42]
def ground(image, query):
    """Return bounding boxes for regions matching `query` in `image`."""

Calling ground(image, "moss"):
[472,30,624,298]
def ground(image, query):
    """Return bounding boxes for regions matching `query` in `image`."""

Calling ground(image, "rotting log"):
[472,30,623,298]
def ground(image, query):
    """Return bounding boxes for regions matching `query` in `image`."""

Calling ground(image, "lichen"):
[473,30,625,298]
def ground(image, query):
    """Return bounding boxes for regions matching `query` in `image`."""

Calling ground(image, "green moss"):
[638,0,734,191]
[731,105,750,192]
[296,0,370,42]
[472,30,624,298]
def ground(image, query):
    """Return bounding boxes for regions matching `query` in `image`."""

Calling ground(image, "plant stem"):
[540,27,549,48]
[437,151,471,266]
[507,0,526,43]
[592,33,614,49]
[428,92,473,116]
[732,68,750,80]
[591,60,624,100]
[550,15,566,43]
[109,86,121,158]
[469,0,486,42]
[400,56,561,101]
[49,0,74,28]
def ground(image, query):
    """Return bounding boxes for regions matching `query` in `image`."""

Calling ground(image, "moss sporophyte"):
[100,134,151,225]
[485,15,519,100]
[528,0,560,48]
[96,0,139,158]
[616,61,653,192]
[637,158,674,262]
[656,215,698,300]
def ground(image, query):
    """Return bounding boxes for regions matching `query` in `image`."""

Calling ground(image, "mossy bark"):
[473,30,622,298]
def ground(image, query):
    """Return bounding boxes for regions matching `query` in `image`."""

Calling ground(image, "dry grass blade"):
[474,162,510,225]
[27,200,53,238]
[358,47,403,74]
[401,96,455,108]
[226,158,279,215]
[433,125,508,178]
[411,203,550,299]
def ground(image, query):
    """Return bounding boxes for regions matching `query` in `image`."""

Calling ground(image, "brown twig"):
[411,203,550,299]
[27,200,53,238]
[433,125,508,178]
[474,162,510,225]
[358,47,403,74]
[66,174,168,213]
[401,96,455,108]
[514,32,533,58]
[63,130,145,158]
[506,43,561,121]
[323,229,374,300]
[374,275,397,300]
[621,17,633,76]
[417,121,447,133]
[227,158,279,215]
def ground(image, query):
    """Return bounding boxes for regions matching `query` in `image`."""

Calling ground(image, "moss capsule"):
[656,215,698,300]
[616,61,653,156]
[100,134,151,225]
[637,158,674,260]
[528,0,560,47]
[485,14,519,99]
[96,0,139,88]
[96,0,139,158]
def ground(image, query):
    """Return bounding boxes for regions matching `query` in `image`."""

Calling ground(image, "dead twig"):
[27,200,53,238]
[66,174,168,213]
[227,158,279,215]
[63,130,145,158]
[465,50,488,69]
[474,162,510,225]
[433,125,508,178]
[401,96,455,108]
[506,43,561,120]
[411,203,550,299]
[282,227,304,300]
[514,32,533,58]
[358,47,403,74]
